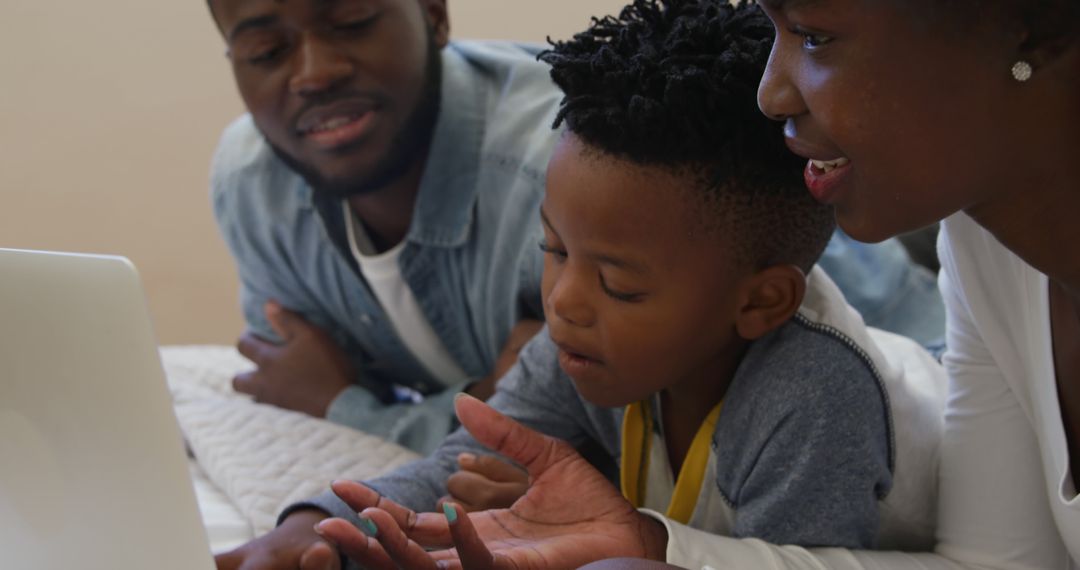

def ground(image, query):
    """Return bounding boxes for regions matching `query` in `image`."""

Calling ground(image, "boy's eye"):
[538,240,567,262]
[599,274,645,303]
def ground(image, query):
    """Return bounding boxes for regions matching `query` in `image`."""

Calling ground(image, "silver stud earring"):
[1011,60,1033,82]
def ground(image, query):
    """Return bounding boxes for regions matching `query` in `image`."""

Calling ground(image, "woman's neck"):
[967,153,1080,296]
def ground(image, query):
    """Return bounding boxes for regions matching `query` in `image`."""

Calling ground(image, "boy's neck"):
[659,338,749,474]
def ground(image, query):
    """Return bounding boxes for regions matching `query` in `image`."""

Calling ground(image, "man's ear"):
[420,0,450,48]
[733,265,806,341]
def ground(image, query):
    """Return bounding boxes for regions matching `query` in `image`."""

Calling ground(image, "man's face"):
[539,135,747,409]
[212,0,448,197]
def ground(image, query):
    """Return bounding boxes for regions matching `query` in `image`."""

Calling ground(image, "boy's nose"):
[547,273,595,328]
[289,33,354,97]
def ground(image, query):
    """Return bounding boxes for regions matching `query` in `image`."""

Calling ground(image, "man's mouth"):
[295,99,382,150]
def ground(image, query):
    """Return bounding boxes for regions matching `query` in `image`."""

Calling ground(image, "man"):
[207,0,554,454]
[205,0,943,456]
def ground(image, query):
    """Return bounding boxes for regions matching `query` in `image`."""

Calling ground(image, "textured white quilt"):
[160,345,421,536]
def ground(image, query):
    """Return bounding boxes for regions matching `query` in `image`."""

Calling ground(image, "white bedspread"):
[160,345,421,542]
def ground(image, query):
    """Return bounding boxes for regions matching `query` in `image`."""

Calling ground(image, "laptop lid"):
[0,248,215,570]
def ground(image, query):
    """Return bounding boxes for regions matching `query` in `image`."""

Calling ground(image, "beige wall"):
[0,1,627,344]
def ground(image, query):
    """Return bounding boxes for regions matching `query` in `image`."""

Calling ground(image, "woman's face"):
[756,0,1031,242]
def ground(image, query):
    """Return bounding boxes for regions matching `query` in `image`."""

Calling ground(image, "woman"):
[315,0,1080,567]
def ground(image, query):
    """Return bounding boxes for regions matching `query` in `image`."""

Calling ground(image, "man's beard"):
[269,31,443,199]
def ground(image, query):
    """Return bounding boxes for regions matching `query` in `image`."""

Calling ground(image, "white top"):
[344,202,467,386]
[655,213,1080,569]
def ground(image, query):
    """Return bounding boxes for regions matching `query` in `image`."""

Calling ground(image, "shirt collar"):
[405,45,487,248]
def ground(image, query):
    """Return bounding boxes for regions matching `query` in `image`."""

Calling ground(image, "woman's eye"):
[794,29,833,49]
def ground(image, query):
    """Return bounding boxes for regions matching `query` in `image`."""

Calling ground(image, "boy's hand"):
[214,509,337,570]
[315,395,668,569]
[233,301,353,418]
[437,453,529,512]
[465,319,544,401]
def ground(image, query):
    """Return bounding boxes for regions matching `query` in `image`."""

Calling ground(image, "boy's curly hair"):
[540,0,835,272]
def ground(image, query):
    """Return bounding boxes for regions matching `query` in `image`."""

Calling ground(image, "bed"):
[160,345,421,553]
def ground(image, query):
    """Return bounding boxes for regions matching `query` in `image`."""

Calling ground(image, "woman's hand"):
[315,394,669,569]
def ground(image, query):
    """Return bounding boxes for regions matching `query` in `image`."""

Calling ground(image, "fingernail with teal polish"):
[359,517,379,537]
[442,502,458,523]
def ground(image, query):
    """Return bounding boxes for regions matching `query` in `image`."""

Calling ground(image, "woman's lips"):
[803,157,853,205]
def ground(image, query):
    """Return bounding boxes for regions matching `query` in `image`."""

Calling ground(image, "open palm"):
[316,395,667,569]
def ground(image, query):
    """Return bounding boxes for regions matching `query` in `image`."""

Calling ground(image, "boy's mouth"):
[551,338,603,376]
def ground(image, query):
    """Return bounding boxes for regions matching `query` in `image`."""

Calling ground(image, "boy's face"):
[540,135,749,408]
[211,0,447,197]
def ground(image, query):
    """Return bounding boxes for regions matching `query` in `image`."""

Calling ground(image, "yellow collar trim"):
[620,398,722,524]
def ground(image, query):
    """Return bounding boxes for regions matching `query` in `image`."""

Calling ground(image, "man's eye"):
[336,18,375,32]
[248,44,287,65]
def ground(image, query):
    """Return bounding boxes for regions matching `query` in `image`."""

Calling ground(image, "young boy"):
[216,1,945,567]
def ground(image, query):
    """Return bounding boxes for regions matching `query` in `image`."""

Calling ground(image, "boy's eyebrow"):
[228,13,279,42]
[538,208,649,275]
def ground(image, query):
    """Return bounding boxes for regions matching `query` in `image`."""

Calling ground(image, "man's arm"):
[282,329,597,521]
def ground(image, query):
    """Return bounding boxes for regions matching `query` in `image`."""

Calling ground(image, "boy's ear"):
[421,0,451,48]
[733,265,806,341]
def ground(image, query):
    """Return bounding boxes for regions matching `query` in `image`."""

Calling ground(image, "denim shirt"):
[211,41,562,453]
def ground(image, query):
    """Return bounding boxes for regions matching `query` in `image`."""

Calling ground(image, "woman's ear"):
[733,265,806,341]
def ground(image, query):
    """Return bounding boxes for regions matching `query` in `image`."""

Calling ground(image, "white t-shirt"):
[344,202,467,387]
[654,213,1079,569]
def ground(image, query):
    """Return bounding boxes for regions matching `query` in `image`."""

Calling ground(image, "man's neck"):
[347,156,427,254]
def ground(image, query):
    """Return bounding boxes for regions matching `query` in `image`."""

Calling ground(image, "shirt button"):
[360,314,373,326]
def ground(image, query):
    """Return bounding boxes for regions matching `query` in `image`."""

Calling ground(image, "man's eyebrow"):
[228,14,279,42]
[538,208,648,275]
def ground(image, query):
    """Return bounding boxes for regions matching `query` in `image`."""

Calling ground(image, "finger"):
[236,332,273,364]
[437,493,481,514]
[458,453,527,483]
[265,300,307,342]
[454,394,575,479]
[231,370,260,397]
[446,471,518,511]
[298,540,340,570]
[316,517,396,570]
[332,480,452,547]
[443,503,496,570]
[362,508,439,570]
[213,549,242,570]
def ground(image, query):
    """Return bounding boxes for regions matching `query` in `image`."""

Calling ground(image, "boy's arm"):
[280,329,595,522]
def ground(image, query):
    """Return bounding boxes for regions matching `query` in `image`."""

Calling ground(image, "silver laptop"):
[0,248,215,569]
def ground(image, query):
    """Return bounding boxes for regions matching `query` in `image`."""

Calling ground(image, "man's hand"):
[466,319,544,401]
[436,453,529,512]
[233,301,353,418]
[315,394,669,569]
[214,509,337,570]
